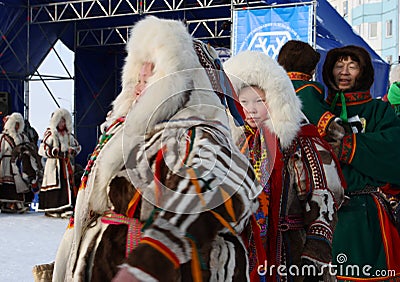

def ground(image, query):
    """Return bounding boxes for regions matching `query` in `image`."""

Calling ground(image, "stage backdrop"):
[232,5,313,59]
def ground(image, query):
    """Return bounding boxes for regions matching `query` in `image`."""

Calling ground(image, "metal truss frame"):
[29,0,262,47]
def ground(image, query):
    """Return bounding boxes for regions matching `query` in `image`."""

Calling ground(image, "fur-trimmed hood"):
[89,16,231,213]
[49,108,72,134]
[111,16,225,124]
[223,51,303,148]
[120,16,230,141]
[3,112,25,145]
[4,112,24,135]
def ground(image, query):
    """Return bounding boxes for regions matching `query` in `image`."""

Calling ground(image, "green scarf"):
[330,91,348,123]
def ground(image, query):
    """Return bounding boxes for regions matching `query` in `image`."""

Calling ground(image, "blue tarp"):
[0,0,390,165]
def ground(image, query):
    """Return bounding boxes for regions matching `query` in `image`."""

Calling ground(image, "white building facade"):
[328,0,399,65]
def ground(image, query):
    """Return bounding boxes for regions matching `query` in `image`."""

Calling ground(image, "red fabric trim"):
[140,237,180,268]
[266,142,283,282]
[299,124,347,189]
[373,196,400,273]
[249,215,267,282]
[154,146,166,206]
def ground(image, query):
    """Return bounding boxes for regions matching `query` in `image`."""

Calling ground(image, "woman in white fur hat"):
[224,51,346,282]
[0,112,32,213]
[38,108,81,218]
[40,16,260,282]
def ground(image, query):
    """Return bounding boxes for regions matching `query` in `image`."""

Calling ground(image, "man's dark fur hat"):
[277,40,320,75]
[322,45,374,93]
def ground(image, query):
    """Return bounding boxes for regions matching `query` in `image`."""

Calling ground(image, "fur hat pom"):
[223,51,302,148]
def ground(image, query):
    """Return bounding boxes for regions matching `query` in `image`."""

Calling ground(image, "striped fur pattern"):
[124,118,260,281]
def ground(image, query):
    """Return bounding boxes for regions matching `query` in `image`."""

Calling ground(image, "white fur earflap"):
[4,112,24,135]
[223,51,302,148]
[49,108,72,133]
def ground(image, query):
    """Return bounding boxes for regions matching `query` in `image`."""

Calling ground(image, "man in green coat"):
[322,45,400,281]
[278,40,345,141]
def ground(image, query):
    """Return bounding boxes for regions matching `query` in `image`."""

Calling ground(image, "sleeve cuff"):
[317,111,336,137]
[339,134,356,164]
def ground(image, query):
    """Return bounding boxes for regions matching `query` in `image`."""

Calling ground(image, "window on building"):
[386,20,393,37]
[369,22,377,38]
[343,1,348,16]
[386,55,392,64]
[354,25,361,34]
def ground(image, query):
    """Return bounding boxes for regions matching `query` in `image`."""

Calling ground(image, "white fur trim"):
[4,112,24,135]
[48,108,73,150]
[223,51,302,148]
[49,108,72,133]
[111,16,200,121]
[4,112,25,145]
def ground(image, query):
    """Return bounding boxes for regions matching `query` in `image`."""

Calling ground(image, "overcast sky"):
[29,40,74,137]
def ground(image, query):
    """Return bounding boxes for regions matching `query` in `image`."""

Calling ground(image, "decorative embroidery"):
[101,210,142,258]
[79,117,125,190]
[317,111,336,137]
[287,72,312,81]
[326,90,372,106]
[307,221,333,243]
[340,134,356,164]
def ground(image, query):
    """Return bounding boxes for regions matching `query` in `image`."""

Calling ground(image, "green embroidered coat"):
[327,90,400,280]
[289,72,336,137]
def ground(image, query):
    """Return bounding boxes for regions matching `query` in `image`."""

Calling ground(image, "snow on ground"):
[0,211,68,281]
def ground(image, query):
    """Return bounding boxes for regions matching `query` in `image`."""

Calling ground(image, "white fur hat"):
[4,112,24,135]
[223,51,303,148]
[115,16,229,136]
[49,108,72,133]
[111,16,201,121]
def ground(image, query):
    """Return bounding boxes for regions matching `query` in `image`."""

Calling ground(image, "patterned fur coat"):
[49,17,260,282]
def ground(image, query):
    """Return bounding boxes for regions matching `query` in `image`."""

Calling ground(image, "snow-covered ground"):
[0,211,68,281]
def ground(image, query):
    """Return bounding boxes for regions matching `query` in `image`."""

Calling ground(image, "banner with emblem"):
[232,4,313,59]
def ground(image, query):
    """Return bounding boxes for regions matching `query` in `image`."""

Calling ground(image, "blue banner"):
[233,5,313,59]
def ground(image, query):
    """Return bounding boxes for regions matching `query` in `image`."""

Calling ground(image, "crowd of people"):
[2,15,399,281]
[0,108,80,217]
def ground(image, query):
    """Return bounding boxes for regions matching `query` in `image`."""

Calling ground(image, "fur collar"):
[223,51,303,149]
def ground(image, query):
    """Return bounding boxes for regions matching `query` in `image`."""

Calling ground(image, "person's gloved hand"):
[325,119,345,141]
